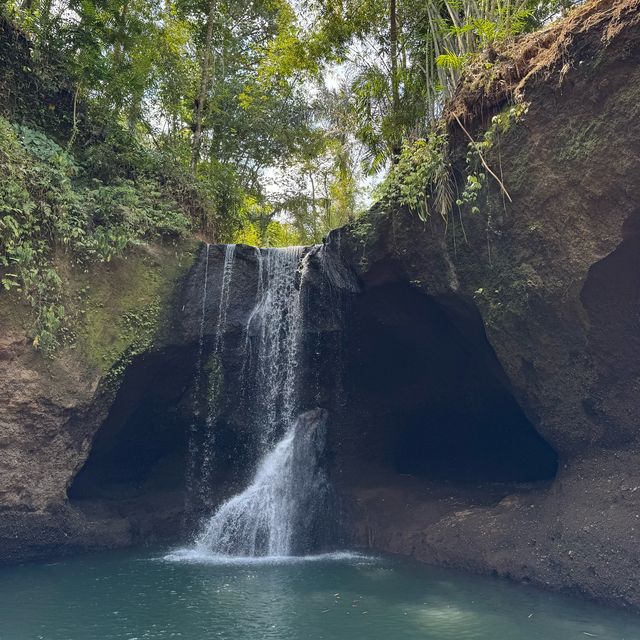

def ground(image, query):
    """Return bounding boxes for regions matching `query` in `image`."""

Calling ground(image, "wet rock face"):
[172,244,262,346]
[448,0,640,456]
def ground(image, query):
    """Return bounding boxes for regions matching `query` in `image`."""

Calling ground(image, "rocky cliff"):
[0,243,199,561]
[323,0,640,610]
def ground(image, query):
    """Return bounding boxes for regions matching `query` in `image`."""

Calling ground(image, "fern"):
[436,49,468,70]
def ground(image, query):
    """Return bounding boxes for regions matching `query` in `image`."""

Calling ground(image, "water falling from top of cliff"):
[244,246,306,444]
[186,245,331,558]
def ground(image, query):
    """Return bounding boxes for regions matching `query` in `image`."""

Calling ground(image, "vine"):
[349,215,374,269]
[457,102,529,212]
[377,101,530,243]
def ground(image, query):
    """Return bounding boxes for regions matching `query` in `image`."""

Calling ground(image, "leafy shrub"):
[0,116,191,354]
[376,102,529,228]
[79,124,228,241]
[457,102,529,212]
[377,131,453,223]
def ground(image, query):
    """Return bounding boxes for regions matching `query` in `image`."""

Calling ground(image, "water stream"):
[187,245,329,558]
[213,244,236,355]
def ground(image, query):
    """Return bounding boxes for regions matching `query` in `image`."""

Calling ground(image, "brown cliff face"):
[0,330,99,510]
[0,244,199,562]
[325,0,640,609]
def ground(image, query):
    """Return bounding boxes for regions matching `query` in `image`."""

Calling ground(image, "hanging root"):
[454,114,513,203]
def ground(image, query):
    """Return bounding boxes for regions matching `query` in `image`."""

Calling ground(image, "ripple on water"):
[2,549,640,640]
[161,548,375,566]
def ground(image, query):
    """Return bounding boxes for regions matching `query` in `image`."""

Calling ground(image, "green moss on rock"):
[72,240,198,377]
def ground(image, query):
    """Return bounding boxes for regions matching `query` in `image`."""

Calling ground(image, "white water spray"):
[188,246,330,558]
[194,408,328,556]
[249,247,306,445]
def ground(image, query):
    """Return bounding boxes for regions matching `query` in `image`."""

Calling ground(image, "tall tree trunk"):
[191,0,217,170]
[111,0,130,118]
[389,0,401,160]
[309,170,318,241]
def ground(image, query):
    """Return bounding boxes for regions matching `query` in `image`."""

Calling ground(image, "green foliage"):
[3,0,321,246]
[378,132,453,223]
[377,101,529,235]
[193,160,245,241]
[0,116,191,354]
[231,195,306,248]
[436,49,470,71]
[103,300,161,386]
[457,102,530,211]
[348,215,374,268]
[0,0,572,275]
[314,0,569,171]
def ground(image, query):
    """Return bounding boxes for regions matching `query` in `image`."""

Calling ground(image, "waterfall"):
[185,243,211,510]
[213,244,236,354]
[195,408,329,557]
[247,247,306,446]
[188,245,330,558]
[198,244,236,507]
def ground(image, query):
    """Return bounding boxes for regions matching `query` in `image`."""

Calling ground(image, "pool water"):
[0,549,639,640]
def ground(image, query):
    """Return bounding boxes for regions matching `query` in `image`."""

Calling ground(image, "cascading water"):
[187,245,331,558]
[195,408,329,556]
[245,247,306,446]
[197,244,236,508]
[213,244,236,354]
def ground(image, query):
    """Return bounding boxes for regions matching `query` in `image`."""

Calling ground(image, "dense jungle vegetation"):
[1,0,575,351]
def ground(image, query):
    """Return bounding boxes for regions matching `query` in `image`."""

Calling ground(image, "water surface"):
[0,549,639,640]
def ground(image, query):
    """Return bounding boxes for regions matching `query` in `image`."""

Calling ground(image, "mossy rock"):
[73,241,199,376]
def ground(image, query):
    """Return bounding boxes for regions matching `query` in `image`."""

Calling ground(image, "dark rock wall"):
[318,0,640,609]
